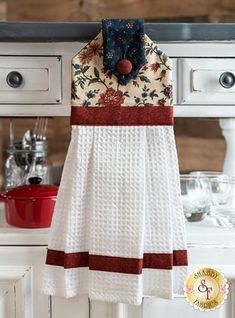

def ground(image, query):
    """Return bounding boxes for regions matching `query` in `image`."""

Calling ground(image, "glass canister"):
[5,146,24,189]
[5,140,52,189]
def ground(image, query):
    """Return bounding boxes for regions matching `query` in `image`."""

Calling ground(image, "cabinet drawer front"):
[0,56,61,104]
[178,58,235,105]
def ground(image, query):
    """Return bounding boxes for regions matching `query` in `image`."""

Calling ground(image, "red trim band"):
[46,250,89,269]
[173,250,189,266]
[46,250,188,274]
[89,255,143,274]
[70,105,174,126]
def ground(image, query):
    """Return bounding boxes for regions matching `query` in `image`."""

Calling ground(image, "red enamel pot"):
[0,177,58,228]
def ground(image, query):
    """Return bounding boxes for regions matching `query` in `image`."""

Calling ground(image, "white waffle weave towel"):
[43,125,187,305]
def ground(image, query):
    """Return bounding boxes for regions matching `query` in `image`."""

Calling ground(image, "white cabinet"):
[0,56,61,105]
[0,287,8,317]
[0,207,234,318]
[177,58,235,105]
[0,42,83,116]
[51,295,89,318]
[0,42,235,117]
[0,266,32,318]
[0,38,235,317]
[142,293,233,318]
[0,247,49,318]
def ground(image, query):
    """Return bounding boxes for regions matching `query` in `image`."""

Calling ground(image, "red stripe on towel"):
[46,250,89,268]
[70,105,174,126]
[173,250,188,266]
[46,250,187,273]
[143,253,173,270]
[89,255,143,274]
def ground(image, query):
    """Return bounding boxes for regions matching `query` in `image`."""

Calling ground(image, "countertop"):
[0,22,234,42]
[0,204,234,279]
[0,203,234,247]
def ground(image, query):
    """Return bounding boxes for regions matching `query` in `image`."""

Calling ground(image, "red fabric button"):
[116,59,132,75]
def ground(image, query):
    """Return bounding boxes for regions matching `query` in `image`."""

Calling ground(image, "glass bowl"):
[210,176,235,226]
[180,175,211,222]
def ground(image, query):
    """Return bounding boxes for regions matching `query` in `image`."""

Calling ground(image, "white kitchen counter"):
[0,204,49,245]
[0,203,235,280]
[0,204,234,247]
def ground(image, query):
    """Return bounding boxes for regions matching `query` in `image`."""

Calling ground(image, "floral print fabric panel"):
[71,32,173,107]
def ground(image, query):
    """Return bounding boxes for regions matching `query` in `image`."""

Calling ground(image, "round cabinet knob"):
[6,71,23,88]
[219,72,235,89]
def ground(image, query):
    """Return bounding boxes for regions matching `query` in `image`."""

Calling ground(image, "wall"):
[6,0,235,22]
[0,117,226,188]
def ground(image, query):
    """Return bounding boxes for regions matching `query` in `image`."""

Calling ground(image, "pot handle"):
[0,193,6,202]
[28,177,42,185]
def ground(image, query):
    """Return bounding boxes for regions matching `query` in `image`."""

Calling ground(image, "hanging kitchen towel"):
[43,19,188,305]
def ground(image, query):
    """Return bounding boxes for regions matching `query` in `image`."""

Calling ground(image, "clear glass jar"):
[5,147,24,189]
[5,141,52,189]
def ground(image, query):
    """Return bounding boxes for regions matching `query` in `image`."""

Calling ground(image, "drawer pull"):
[219,72,235,89]
[6,71,23,88]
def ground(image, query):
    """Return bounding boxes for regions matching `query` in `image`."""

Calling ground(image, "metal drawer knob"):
[219,72,235,89]
[6,71,23,88]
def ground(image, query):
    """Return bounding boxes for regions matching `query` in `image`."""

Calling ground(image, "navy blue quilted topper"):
[102,19,146,85]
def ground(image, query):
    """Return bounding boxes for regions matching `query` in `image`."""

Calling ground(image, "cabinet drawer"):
[177,58,235,105]
[0,56,61,104]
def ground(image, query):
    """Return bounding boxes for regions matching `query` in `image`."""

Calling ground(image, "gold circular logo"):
[184,267,229,311]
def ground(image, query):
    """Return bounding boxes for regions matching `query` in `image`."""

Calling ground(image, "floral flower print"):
[106,51,114,59]
[158,69,167,81]
[101,67,113,79]
[162,84,172,99]
[141,65,148,71]
[132,80,139,87]
[98,88,124,107]
[156,69,168,82]
[150,63,160,72]
[134,85,158,106]
[149,89,158,99]
[71,81,79,101]
[87,42,102,57]
[158,98,166,106]
[86,90,96,99]
[145,41,171,70]
[72,32,173,107]
[126,22,134,29]
[73,63,81,70]
[82,90,100,106]
[82,100,91,106]
[78,49,93,65]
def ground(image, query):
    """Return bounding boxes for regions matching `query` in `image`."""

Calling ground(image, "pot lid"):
[4,177,58,199]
